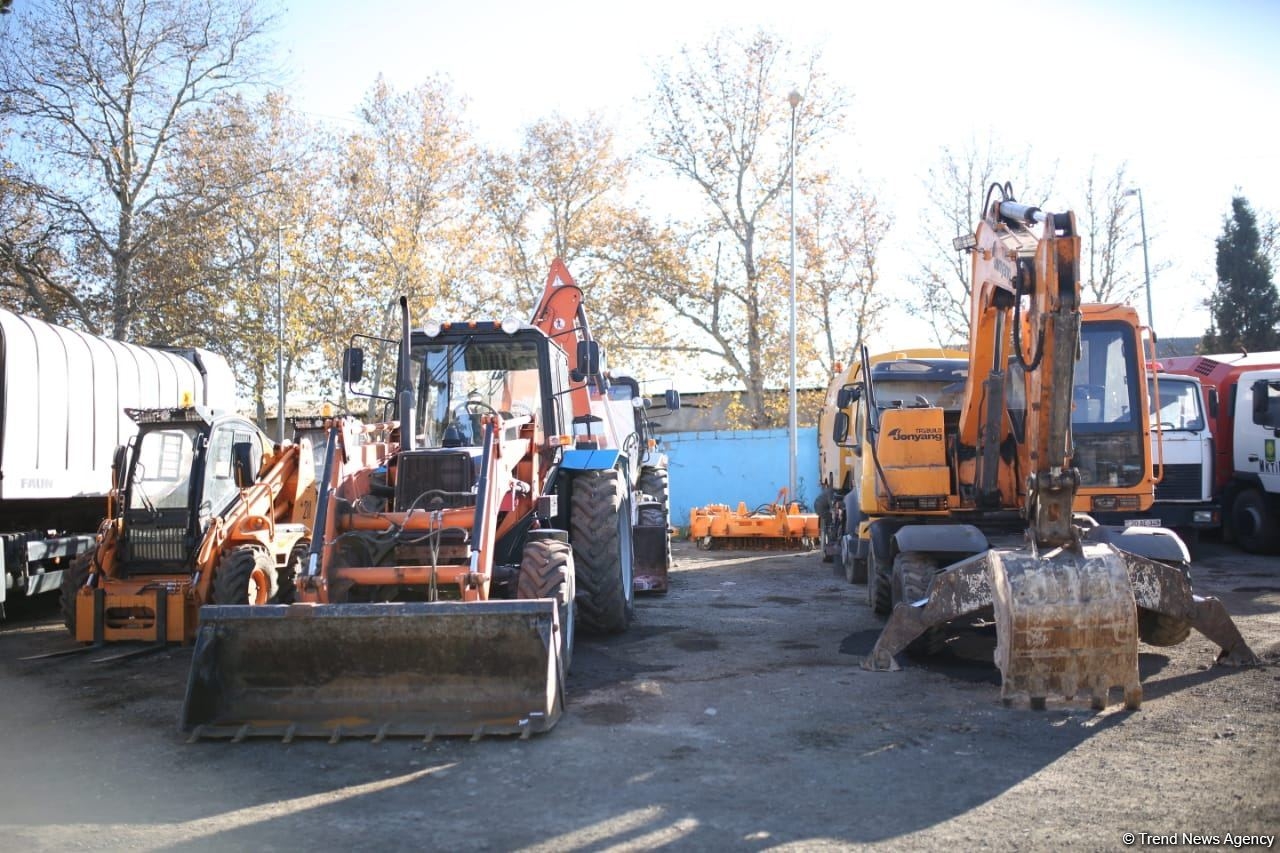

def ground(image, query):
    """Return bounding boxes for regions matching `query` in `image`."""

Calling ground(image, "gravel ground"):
[0,539,1276,852]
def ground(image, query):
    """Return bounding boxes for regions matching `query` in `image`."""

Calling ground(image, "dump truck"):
[846,185,1256,708]
[0,308,235,619]
[50,406,314,655]
[1159,352,1280,553]
[181,259,675,740]
[817,348,965,580]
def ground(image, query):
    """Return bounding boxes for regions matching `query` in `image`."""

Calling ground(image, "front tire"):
[1232,489,1280,554]
[213,545,278,605]
[891,551,946,656]
[59,551,95,637]
[571,469,634,634]
[1138,608,1192,647]
[867,545,892,616]
[519,535,576,671]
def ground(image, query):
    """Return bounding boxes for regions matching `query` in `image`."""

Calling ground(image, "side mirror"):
[342,347,364,383]
[576,340,601,377]
[231,441,256,489]
[836,385,861,409]
[664,389,681,412]
[1253,379,1280,428]
[833,411,850,444]
[111,445,128,492]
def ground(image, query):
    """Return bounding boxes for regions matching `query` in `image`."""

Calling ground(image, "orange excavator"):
[47,405,313,661]
[180,259,672,740]
[855,185,1256,708]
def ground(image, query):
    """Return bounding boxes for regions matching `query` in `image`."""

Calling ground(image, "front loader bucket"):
[633,524,671,593]
[181,600,563,741]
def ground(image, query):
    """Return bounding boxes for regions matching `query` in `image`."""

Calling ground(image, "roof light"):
[501,316,521,335]
[424,321,442,338]
[126,406,210,425]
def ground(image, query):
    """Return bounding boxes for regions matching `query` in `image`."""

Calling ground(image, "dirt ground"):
[0,539,1276,852]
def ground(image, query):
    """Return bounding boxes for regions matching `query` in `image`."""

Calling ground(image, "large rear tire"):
[892,551,946,657]
[213,545,278,605]
[59,551,95,637]
[518,536,576,671]
[571,469,634,634]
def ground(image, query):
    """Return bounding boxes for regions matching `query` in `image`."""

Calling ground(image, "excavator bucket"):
[181,600,563,741]
[862,542,1257,710]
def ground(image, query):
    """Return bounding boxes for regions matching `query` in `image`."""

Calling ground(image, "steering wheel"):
[461,400,497,417]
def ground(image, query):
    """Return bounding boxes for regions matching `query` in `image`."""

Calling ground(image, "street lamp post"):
[787,89,801,505]
[1124,188,1153,331]
[276,226,285,445]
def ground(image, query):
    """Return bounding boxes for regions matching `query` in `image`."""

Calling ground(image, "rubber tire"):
[518,537,576,671]
[637,466,669,510]
[278,540,308,605]
[213,545,279,605]
[842,536,868,585]
[891,552,946,657]
[571,469,634,634]
[866,545,892,616]
[638,504,666,528]
[1137,608,1193,647]
[815,488,835,563]
[59,551,95,637]
[1232,489,1280,554]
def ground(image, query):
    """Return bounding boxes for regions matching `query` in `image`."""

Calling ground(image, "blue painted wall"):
[660,427,819,530]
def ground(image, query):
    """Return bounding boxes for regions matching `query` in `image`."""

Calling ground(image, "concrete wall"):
[661,427,819,531]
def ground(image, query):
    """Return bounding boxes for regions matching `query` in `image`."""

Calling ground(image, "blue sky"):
[274,0,1280,349]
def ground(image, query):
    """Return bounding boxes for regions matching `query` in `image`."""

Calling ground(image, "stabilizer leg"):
[862,552,992,671]
[1122,554,1259,665]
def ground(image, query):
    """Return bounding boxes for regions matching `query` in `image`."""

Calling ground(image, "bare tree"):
[1078,161,1146,304]
[0,0,273,340]
[641,29,848,427]
[910,139,1051,348]
[343,75,476,331]
[800,171,890,374]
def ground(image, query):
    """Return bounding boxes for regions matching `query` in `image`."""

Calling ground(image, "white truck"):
[0,308,235,617]
[1139,371,1219,543]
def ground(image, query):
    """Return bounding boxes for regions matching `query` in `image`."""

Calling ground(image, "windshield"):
[1072,323,1140,431]
[1149,378,1204,432]
[410,338,544,447]
[129,426,199,511]
[870,360,968,412]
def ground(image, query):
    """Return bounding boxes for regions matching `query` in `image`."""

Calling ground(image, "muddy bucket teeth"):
[180,600,563,740]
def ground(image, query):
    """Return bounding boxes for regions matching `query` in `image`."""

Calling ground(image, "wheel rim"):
[248,566,269,605]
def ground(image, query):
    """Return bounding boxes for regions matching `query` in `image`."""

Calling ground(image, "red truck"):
[1160,351,1280,553]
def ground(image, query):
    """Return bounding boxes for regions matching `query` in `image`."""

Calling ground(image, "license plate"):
[1125,518,1161,527]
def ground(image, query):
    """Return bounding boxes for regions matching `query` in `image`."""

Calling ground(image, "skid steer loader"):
[181,259,672,740]
[48,405,313,659]
[847,185,1256,709]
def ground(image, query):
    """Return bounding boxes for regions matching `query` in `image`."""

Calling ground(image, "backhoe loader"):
[55,405,314,655]
[181,259,673,740]
[847,185,1256,708]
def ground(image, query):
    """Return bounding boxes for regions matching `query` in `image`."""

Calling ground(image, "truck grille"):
[126,526,187,563]
[395,450,478,511]
[1155,463,1202,501]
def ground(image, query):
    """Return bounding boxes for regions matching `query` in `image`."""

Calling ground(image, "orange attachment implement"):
[688,490,819,550]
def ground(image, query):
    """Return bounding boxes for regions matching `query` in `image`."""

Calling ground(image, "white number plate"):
[1124,518,1161,527]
